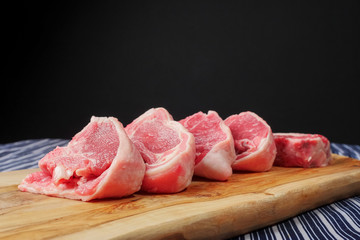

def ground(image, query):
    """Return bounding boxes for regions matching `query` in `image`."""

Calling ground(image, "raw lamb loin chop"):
[125,107,196,193]
[18,116,145,201]
[224,111,277,172]
[179,111,236,181]
[273,133,332,168]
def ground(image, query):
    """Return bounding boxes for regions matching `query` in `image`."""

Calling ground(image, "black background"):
[4,1,360,144]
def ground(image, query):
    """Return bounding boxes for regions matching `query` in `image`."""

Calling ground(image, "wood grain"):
[0,154,359,240]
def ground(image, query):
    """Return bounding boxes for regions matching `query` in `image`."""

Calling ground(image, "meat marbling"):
[179,111,236,181]
[224,111,277,172]
[18,116,145,201]
[125,107,196,193]
[273,133,332,167]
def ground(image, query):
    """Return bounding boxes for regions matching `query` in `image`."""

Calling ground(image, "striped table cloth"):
[1,139,359,240]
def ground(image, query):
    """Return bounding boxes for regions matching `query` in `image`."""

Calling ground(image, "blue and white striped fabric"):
[330,143,360,161]
[234,196,360,240]
[0,139,359,239]
[0,139,69,172]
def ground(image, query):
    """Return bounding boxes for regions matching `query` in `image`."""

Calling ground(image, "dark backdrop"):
[4,1,360,144]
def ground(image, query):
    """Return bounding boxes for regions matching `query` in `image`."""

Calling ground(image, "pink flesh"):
[274,133,329,145]
[180,111,226,164]
[18,117,146,201]
[125,108,195,193]
[130,120,180,164]
[225,113,268,158]
[179,111,235,181]
[20,169,106,196]
[224,111,276,172]
[273,133,331,168]
[39,120,118,184]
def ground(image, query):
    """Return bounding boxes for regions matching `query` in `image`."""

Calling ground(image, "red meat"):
[273,133,332,167]
[125,107,196,193]
[18,117,145,201]
[224,111,277,172]
[179,111,236,181]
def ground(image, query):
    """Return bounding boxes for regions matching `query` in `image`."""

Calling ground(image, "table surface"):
[0,139,359,240]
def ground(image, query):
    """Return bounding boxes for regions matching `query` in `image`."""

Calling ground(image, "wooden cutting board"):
[1,154,359,240]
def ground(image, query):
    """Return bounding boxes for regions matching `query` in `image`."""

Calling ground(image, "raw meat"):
[273,133,332,167]
[179,111,236,181]
[125,107,196,193]
[18,116,145,201]
[224,111,277,172]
